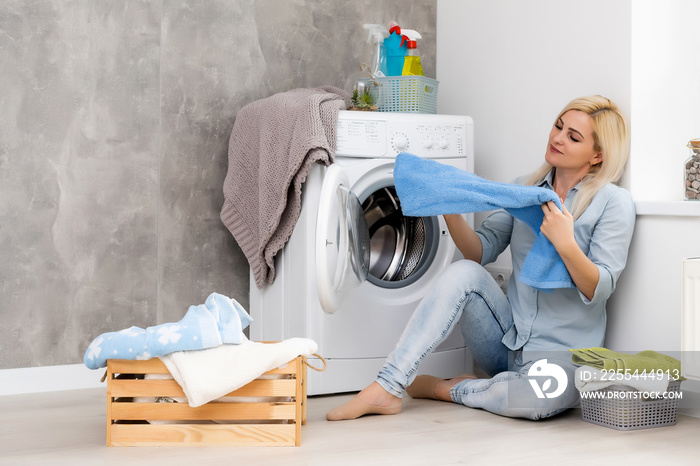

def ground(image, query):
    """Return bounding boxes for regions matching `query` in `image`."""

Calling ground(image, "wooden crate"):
[106,356,307,446]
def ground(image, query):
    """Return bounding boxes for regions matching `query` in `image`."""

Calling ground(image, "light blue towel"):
[83,292,252,369]
[394,153,575,291]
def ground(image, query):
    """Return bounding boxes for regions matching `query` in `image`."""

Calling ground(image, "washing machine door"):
[316,164,370,314]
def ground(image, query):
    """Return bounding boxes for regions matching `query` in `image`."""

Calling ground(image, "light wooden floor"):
[2,387,699,465]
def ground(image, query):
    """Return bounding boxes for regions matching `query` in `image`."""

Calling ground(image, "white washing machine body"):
[249,111,475,395]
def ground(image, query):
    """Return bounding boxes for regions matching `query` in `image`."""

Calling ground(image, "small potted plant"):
[350,83,380,111]
[345,65,382,111]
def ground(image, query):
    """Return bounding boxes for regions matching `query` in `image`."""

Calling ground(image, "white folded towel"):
[160,338,318,407]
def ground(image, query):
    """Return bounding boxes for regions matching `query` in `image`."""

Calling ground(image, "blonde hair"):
[526,95,630,219]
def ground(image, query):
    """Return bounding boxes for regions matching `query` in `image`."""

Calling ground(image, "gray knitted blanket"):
[220,87,349,288]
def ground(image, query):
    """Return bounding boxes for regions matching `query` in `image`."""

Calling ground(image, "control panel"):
[335,112,471,159]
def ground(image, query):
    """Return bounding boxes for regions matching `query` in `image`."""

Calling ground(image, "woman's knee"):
[444,259,488,278]
[439,260,495,292]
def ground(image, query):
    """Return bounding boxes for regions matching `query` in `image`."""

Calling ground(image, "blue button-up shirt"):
[476,171,636,352]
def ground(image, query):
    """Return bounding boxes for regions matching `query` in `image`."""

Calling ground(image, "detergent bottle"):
[383,22,407,76]
[363,24,388,77]
[401,29,424,76]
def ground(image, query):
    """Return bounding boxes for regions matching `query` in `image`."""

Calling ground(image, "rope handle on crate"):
[304,353,327,372]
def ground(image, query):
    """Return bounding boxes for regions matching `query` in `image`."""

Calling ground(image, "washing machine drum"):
[316,164,443,313]
[360,186,438,288]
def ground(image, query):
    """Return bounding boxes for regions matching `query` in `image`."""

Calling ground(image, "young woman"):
[327,95,636,421]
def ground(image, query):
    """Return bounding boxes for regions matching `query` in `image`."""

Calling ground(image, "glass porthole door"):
[315,164,370,314]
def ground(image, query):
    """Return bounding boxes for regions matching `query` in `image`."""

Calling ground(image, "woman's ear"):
[590,151,603,167]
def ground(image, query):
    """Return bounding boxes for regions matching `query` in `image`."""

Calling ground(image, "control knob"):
[393,133,409,152]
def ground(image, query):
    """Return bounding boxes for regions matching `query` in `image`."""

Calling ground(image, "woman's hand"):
[540,201,575,250]
[540,201,599,300]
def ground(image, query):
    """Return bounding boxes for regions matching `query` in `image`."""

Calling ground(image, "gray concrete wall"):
[0,0,436,369]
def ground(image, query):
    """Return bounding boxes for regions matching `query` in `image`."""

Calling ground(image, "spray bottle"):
[363,24,389,77]
[383,22,407,76]
[401,29,423,76]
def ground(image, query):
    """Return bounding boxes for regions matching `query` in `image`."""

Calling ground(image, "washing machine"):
[249,111,475,395]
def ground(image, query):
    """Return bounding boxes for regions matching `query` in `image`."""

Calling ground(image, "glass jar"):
[344,65,382,112]
[685,139,700,200]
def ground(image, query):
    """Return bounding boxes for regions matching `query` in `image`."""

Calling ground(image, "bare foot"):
[326,382,402,421]
[356,381,401,407]
[434,374,478,401]
[407,374,478,401]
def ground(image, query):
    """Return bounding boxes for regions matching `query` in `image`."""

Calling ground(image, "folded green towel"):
[569,347,682,378]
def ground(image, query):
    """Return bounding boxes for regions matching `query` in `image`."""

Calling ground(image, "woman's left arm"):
[540,201,599,300]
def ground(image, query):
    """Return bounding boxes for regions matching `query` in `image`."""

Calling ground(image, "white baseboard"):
[0,363,105,396]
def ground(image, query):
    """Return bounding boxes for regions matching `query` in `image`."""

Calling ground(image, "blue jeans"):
[376,260,579,420]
